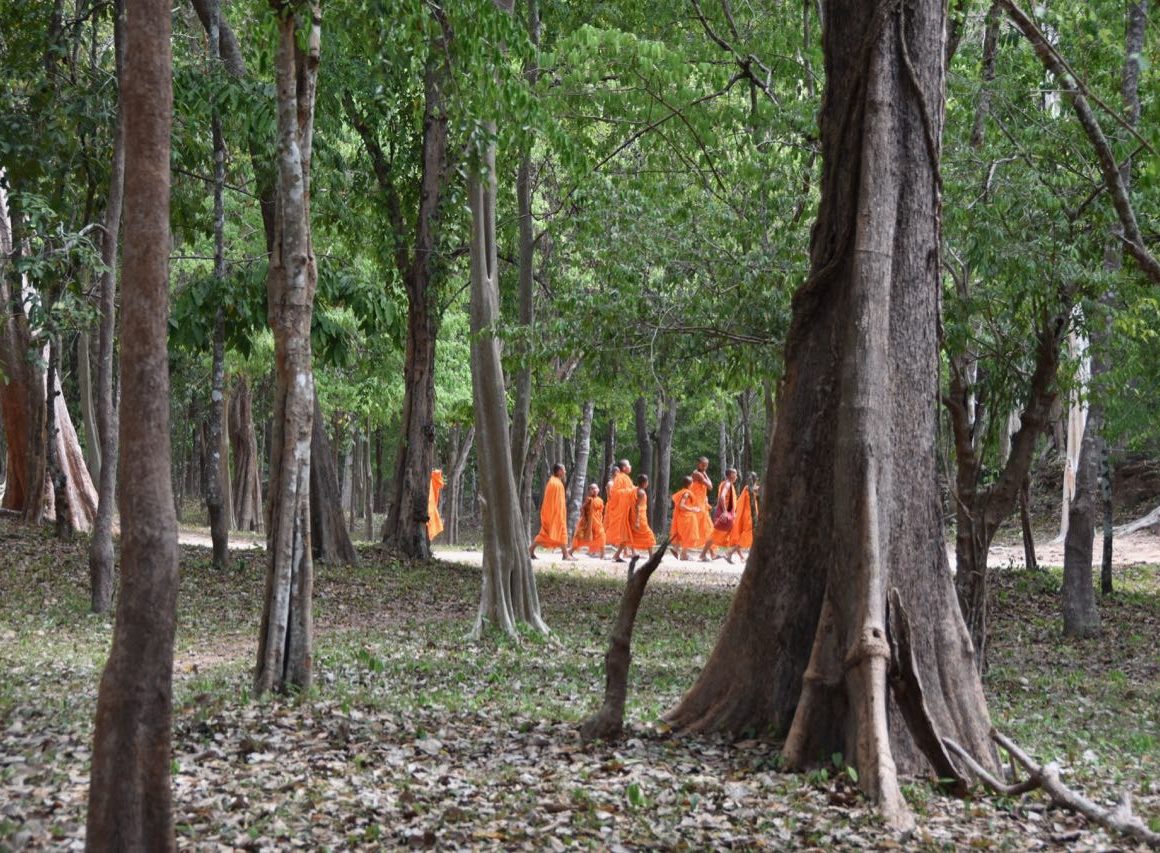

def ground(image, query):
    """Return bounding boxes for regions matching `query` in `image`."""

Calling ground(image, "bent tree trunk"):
[468,98,546,638]
[255,1,321,697]
[86,0,179,843]
[666,0,997,824]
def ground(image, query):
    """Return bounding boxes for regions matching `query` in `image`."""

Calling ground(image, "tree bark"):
[469,30,547,634]
[45,334,74,539]
[633,396,651,480]
[78,331,100,481]
[255,0,321,697]
[1062,409,1101,637]
[86,0,178,842]
[566,401,594,531]
[309,393,356,564]
[652,394,676,533]
[667,0,997,825]
[228,375,263,532]
[1019,475,1038,571]
[737,390,753,479]
[204,6,230,567]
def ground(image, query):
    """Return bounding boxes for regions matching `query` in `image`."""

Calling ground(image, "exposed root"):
[580,540,668,742]
[943,731,1160,849]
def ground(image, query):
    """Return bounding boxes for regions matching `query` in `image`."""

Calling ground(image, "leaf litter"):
[0,517,1157,849]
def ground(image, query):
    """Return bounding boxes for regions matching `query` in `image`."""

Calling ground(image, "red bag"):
[713,510,735,532]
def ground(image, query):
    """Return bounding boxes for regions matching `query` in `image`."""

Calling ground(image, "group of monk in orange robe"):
[528,456,759,563]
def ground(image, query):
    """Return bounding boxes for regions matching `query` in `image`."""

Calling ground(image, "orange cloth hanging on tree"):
[728,485,757,549]
[571,494,606,556]
[533,473,569,549]
[629,488,657,550]
[604,470,636,547]
[427,469,445,542]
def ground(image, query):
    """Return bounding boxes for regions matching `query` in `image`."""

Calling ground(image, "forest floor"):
[2,517,1158,850]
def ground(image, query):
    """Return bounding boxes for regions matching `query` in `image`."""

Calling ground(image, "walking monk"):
[571,483,606,557]
[669,476,702,560]
[606,459,636,561]
[628,475,657,556]
[726,472,759,563]
[427,469,445,542]
[701,468,738,561]
[530,463,574,560]
[689,457,714,549]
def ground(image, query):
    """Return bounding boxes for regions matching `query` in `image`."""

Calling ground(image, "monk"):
[701,468,738,561]
[689,457,714,550]
[427,469,445,542]
[669,475,702,561]
[627,474,657,556]
[571,483,606,558]
[606,459,636,561]
[726,472,759,563]
[530,463,574,560]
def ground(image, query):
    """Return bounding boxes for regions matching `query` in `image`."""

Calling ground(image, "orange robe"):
[628,490,656,550]
[533,475,569,549]
[710,481,737,547]
[728,486,757,549]
[604,471,636,547]
[689,476,713,546]
[571,496,606,556]
[669,488,700,549]
[426,469,445,541]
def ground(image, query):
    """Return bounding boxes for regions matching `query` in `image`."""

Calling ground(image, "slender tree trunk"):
[633,397,651,480]
[717,419,728,480]
[363,425,373,540]
[254,2,321,697]
[601,418,616,500]
[204,16,230,566]
[309,393,356,564]
[566,400,594,531]
[738,390,753,478]
[667,0,997,826]
[1020,475,1038,571]
[86,0,178,841]
[469,59,546,635]
[78,331,100,481]
[652,394,676,533]
[1062,409,1101,637]
[762,377,776,471]
[45,334,73,539]
[447,424,474,545]
[228,375,263,532]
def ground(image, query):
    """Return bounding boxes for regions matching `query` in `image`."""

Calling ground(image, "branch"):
[999,0,1160,284]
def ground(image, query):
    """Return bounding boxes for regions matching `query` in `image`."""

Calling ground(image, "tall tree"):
[470,0,547,639]
[88,0,126,614]
[667,0,997,825]
[86,0,178,842]
[254,0,321,696]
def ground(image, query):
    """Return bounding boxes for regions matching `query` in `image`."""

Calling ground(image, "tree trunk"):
[45,334,74,539]
[310,393,356,565]
[738,390,753,479]
[228,375,263,532]
[254,2,321,697]
[667,0,997,825]
[341,432,354,528]
[601,418,616,500]
[1020,475,1038,571]
[566,400,594,531]
[1062,409,1101,637]
[468,75,546,636]
[78,331,100,481]
[762,377,776,471]
[362,425,373,540]
[652,394,676,533]
[717,419,728,480]
[86,0,178,842]
[633,396,651,480]
[204,27,230,567]
[447,424,474,545]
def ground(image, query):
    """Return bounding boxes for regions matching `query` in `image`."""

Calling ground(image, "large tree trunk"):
[228,375,263,532]
[255,2,320,697]
[86,0,178,843]
[566,400,594,531]
[309,393,356,564]
[469,67,546,636]
[667,0,997,825]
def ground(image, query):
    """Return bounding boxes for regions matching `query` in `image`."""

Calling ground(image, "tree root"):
[580,538,669,742]
[944,731,1160,848]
